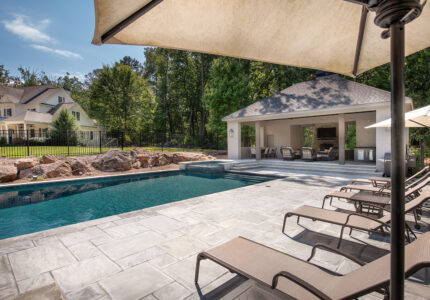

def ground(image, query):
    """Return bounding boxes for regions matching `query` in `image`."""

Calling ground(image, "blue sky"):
[0,0,146,81]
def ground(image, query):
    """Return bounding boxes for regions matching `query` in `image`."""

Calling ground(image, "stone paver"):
[52,255,121,292]
[99,263,172,300]
[0,169,428,299]
[8,241,76,281]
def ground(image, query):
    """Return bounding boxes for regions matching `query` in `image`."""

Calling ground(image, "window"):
[4,108,12,117]
[72,111,80,121]
[58,96,65,103]
[30,129,35,138]
[28,108,36,112]
[39,128,42,136]
[90,131,94,140]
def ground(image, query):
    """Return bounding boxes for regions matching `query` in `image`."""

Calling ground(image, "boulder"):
[14,158,37,171]
[0,165,17,182]
[130,148,151,164]
[44,161,73,178]
[170,153,189,164]
[92,149,133,171]
[158,154,170,166]
[148,156,159,167]
[70,159,91,176]
[18,166,45,179]
[41,154,56,164]
[132,161,141,169]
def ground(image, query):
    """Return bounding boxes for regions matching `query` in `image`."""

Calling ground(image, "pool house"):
[224,73,413,171]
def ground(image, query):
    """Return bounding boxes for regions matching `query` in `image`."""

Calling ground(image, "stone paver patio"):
[0,169,429,300]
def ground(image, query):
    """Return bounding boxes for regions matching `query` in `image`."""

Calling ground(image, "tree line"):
[1,47,429,148]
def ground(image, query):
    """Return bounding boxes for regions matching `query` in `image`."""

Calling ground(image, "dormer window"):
[72,111,80,121]
[58,96,65,103]
[28,108,36,112]
[4,108,12,117]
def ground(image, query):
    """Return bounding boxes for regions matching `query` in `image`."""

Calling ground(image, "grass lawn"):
[0,146,214,158]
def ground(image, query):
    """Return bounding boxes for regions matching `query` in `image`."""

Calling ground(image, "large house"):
[223,73,413,172]
[0,85,97,140]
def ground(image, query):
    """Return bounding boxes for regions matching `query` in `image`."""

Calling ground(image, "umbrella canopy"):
[367,104,430,128]
[92,0,430,77]
[91,1,429,299]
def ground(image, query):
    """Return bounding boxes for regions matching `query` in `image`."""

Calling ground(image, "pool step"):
[230,160,381,177]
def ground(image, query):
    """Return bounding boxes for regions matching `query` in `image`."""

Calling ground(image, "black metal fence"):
[0,130,226,158]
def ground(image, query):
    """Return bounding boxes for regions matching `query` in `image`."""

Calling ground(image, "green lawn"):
[0,146,214,158]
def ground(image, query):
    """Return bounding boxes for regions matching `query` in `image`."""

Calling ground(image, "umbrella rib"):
[352,6,368,76]
[409,119,428,128]
[101,0,164,44]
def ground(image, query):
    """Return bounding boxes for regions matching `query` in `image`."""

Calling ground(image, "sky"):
[0,0,146,81]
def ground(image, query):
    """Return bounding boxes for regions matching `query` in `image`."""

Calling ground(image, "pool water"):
[0,171,272,239]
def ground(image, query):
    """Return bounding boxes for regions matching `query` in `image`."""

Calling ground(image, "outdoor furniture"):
[264,147,276,158]
[352,166,430,187]
[340,175,430,197]
[317,147,339,161]
[280,146,295,160]
[301,147,316,161]
[195,232,430,299]
[250,147,256,158]
[282,190,430,248]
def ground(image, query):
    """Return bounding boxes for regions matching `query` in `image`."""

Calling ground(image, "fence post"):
[99,131,102,154]
[121,131,124,150]
[26,130,30,157]
[66,130,70,156]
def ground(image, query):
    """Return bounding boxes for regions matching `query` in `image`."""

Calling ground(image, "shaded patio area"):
[0,170,428,299]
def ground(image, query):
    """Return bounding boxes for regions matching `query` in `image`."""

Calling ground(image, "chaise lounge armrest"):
[271,270,331,300]
[307,243,366,266]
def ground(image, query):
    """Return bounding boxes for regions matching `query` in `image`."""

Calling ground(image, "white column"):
[227,121,241,160]
[338,114,345,164]
[5,124,8,144]
[255,121,261,160]
[260,124,265,148]
[23,122,27,138]
[376,108,391,172]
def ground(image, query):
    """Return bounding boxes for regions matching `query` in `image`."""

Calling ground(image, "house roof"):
[223,75,412,121]
[0,85,65,104]
[3,111,53,124]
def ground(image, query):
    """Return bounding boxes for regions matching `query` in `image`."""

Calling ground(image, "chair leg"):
[195,253,206,283]
[282,213,291,233]
[322,196,329,208]
[337,226,346,248]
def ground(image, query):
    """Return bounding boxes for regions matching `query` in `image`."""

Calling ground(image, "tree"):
[89,63,154,136]
[204,57,251,139]
[51,109,78,145]
[0,65,11,84]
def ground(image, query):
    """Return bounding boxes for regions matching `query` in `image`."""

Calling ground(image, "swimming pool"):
[0,170,272,239]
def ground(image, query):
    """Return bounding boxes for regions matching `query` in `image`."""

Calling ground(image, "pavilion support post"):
[255,121,261,160]
[338,114,345,165]
[389,22,406,300]
[5,124,9,144]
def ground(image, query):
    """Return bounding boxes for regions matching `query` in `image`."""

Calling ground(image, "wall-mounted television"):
[317,127,336,139]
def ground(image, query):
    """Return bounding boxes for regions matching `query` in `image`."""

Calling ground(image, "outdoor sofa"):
[282,189,430,248]
[195,231,430,299]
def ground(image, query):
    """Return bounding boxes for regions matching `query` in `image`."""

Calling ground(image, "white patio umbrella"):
[367,104,430,128]
[91,1,429,298]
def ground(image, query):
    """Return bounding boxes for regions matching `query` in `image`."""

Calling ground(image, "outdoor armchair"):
[280,146,295,160]
[195,232,430,299]
[301,147,316,161]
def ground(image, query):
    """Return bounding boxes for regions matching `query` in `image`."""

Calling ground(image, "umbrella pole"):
[389,22,406,300]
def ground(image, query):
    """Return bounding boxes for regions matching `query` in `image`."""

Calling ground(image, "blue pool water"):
[0,170,272,239]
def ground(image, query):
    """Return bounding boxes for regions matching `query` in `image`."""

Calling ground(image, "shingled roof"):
[0,85,57,104]
[223,75,412,121]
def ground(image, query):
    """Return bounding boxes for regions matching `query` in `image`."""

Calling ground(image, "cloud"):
[2,14,53,43]
[31,44,83,60]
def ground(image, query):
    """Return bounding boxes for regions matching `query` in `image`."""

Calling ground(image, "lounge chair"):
[301,147,316,161]
[340,174,430,197]
[282,190,430,248]
[280,146,295,160]
[195,232,430,299]
[351,166,429,188]
[324,182,428,226]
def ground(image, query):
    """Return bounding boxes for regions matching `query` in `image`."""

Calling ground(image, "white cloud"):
[2,14,53,43]
[31,44,83,60]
